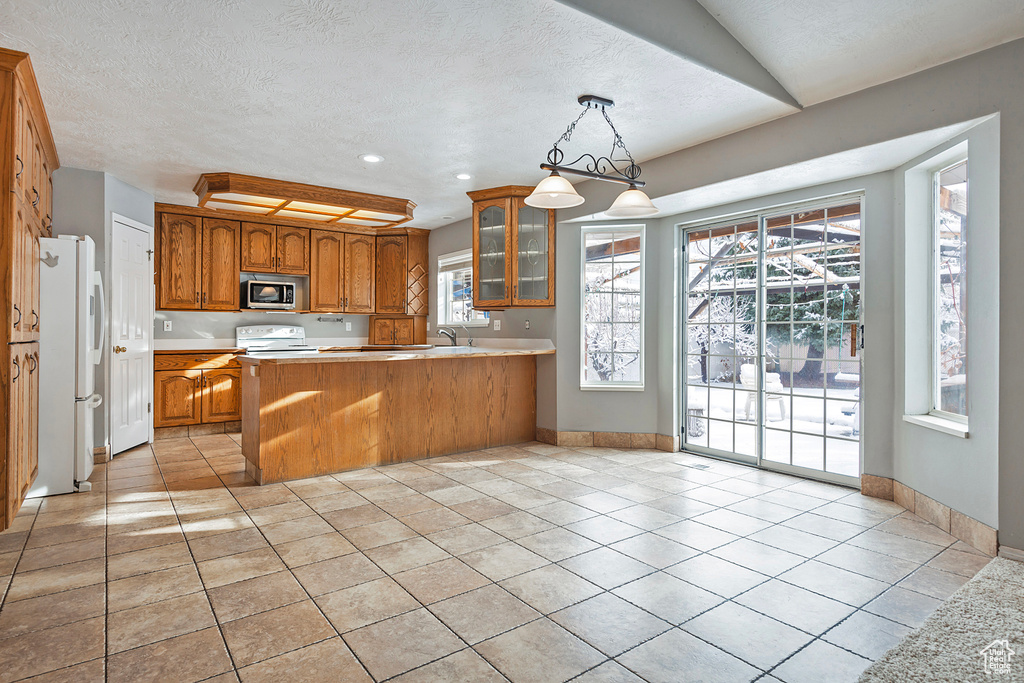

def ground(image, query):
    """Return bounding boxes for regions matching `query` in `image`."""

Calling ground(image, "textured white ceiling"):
[0,0,791,227]
[700,0,1024,105]
[1,1,1022,228]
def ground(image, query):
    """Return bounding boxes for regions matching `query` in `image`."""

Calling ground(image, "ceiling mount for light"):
[525,95,658,217]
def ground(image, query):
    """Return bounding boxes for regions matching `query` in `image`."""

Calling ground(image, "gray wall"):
[431,39,1024,542]
[52,168,156,450]
[892,120,1000,528]
[548,39,1023,541]
[154,310,369,341]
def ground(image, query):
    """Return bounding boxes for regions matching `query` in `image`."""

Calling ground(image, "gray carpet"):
[860,558,1024,682]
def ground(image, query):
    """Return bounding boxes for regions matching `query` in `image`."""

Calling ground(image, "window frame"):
[929,155,969,424]
[580,224,646,391]
[436,249,490,328]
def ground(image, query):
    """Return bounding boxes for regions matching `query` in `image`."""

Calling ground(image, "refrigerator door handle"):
[93,272,105,366]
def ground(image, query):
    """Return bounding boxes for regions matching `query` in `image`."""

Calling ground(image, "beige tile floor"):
[0,434,993,682]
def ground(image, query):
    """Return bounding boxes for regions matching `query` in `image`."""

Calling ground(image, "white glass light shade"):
[525,172,585,209]
[604,185,658,218]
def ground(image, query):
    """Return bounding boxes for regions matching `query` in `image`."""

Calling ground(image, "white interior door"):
[110,217,153,454]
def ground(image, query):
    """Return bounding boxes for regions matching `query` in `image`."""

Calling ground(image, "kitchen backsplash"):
[154,310,370,340]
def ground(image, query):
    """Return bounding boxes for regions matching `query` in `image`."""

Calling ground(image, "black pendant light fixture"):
[525,95,658,218]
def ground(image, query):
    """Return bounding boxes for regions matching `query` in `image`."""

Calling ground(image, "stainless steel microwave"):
[245,280,296,309]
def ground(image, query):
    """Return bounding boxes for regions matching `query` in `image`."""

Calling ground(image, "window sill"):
[580,384,645,392]
[437,321,490,328]
[903,413,969,438]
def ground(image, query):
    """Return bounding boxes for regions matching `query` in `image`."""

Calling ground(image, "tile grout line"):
[8,435,979,683]
[151,437,245,681]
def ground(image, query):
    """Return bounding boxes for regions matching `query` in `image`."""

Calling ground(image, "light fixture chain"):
[547,106,591,166]
[602,106,636,167]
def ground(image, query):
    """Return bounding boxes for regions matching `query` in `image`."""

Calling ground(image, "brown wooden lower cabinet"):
[155,370,202,426]
[201,368,242,423]
[154,353,241,427]
[6,343,39,521]
[241,353,540,483]
[369,316,426,344]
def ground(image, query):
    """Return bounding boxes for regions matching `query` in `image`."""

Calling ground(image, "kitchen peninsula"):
[239,345,554,483]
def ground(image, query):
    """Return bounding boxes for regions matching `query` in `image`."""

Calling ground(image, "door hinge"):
[147,402,152,413]
[146,249,153,261]
[859,324,865,350]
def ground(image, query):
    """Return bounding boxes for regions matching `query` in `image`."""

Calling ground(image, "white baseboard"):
[998,545,1024,563]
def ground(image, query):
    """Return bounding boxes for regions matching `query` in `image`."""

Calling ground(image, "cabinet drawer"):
[154,353,240,370]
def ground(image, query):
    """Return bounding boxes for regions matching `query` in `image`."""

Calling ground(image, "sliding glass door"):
[682,198,862,484]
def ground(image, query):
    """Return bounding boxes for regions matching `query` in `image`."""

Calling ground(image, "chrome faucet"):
[438,328,457,346]
[459,326,474,347]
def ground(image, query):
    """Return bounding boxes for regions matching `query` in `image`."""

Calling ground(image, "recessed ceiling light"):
[361,154,384,163]
[441,216,454,220]
[456,173,472,180]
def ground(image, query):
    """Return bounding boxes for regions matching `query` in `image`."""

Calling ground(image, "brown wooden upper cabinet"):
[158,214,241,310]
[375,235,407,314]
[158,214,203,309]
[375,231,429,315]
[241,223,310,275]
[344,234,375,314]
[202,218,240,310]
[469,186,555,309]
[310,229,344,312]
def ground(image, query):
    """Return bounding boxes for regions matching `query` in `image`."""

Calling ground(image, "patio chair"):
[740,364,787,421]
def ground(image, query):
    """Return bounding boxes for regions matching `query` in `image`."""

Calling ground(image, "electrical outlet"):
[494,319,501,331]
[163,320,172,332]
[426,322,431,331]
[345,322,352,331]
[525,320,530,330]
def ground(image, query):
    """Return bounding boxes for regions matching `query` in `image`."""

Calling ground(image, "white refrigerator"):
[28,235,104,497]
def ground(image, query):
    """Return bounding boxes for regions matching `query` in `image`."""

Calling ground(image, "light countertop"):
[239,345,555,364]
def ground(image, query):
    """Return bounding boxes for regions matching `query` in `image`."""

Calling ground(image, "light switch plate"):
[163,320,172,332]
[494,319,501,331]
[345,322,352,331]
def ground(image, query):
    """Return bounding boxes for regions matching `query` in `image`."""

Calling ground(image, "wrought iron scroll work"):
[541,102,644,187]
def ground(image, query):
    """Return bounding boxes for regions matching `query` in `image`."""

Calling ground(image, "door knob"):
[113,345,127,354]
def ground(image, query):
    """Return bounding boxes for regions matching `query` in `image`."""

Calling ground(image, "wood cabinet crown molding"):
[193,172,416,229]
[466,185,534,202]
[156,203,428,237]
[0,48,59,169]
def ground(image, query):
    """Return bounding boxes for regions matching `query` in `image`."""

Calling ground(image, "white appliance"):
[236,325,317,354]
[29,235,104,497]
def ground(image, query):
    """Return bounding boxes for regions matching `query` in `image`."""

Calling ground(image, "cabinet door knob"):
[32,187,39,208]
[12,357,19,382]
[31,310,38,330]
[14,155,23,179]
[12,304,21,329]
[28,355,36,373]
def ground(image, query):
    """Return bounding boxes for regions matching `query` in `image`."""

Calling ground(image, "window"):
[581,226,644,389]
[933,158,968,418]
[437,249,489,327]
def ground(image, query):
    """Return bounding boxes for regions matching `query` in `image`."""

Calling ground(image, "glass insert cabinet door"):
[512,198,555,306]
[472,198,511,307]
[469,187,556,309]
